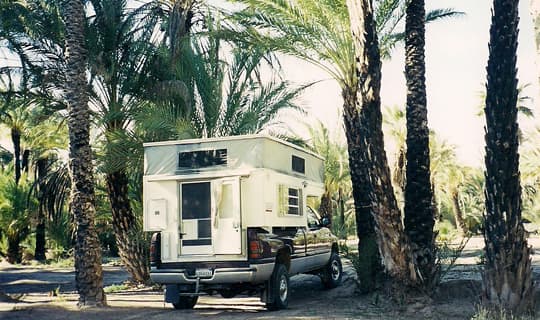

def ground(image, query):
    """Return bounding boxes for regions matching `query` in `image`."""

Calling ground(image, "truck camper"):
[143,134,342,310]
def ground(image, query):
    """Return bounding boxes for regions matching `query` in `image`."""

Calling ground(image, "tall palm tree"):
[403,0,436,285]
[483,0,533,313]
[86,0,162,283]
[62,0,106,307]
[231,0,459,291]
[346,0,417,288]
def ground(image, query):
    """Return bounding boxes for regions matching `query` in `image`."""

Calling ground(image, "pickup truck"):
[143,135,342,310]
[149,207,342,310]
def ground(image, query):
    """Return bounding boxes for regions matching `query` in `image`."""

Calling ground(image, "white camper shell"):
[143,134,325,263]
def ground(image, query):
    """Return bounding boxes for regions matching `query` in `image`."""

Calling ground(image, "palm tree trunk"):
[169,0,194,62]
[21,150,30,174]
[483,0,533,313]
[11,128,21,184]
[34,158,48,261]
[63,0,106,307]
[342,86,382,293]
[346,0,417,288]
[403,0,437,285]
[319,189,333,224]
[451,190,468,235]
[7,233,21,264]
[338,187,345,228]
[106,170,149,283]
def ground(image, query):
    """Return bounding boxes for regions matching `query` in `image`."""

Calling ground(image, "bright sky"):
[286,0,539,167]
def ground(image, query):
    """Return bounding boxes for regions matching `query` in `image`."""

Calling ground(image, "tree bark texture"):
[483,0,534,313]
[342,87,383,292]
[451,189,468,235]
[34,158,48,261]
[11,128,21,184]
[7,233,22,264]
[338,187,345,228]
[403,0,437,285]
[106,170,149,283]
[319,189,333,224]
[346,0,418,287]
[169,0,194,62]
[63,0,106,307]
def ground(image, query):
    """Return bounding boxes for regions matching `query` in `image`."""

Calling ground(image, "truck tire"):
[172,295,198,309]
[321,252,342,289]
[266,264,289,310]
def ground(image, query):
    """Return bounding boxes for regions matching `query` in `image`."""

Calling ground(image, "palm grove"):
[0,0,538,314]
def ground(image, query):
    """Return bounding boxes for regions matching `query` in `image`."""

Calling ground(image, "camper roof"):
[143,134,323,160]
[143,134,324,182]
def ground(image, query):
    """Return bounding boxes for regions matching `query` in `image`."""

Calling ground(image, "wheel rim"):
[331,260,340,281]
[278,274,288,302]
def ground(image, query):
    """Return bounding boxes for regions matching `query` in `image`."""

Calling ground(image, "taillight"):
[249,240,262,259]
[150,232,161,267]
[248,229,262,259]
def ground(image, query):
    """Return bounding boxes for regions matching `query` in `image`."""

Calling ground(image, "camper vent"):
[178,149,227,169]
[291,155,305,174]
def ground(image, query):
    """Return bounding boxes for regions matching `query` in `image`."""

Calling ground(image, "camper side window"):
[278,185,303,216]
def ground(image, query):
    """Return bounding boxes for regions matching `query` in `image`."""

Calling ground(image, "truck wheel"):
[172,295,198,309]
[266,264,289,310]
[322,252,342,289]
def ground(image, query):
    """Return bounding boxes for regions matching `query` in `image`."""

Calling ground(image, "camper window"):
[279,185,303,216]
[178,149,227,169]
[291,155,305,174]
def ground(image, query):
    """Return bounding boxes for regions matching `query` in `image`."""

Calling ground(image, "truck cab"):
[143,135,342,310]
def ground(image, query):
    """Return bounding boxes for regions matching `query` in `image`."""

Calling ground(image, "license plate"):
[195,268,213,277]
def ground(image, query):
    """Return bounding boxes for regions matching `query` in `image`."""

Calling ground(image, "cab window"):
[307,206,320,229]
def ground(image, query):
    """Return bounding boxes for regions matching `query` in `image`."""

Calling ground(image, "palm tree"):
[403,0,436,285]
[85,0,162,283]
[230,0,382,290]
[482,0,533,313]
[306,121,351,231]
[62,0,106,307]
[0,171,35,263]
[346,0,418,288]
[230,0,459,291]
[26,117,68,261]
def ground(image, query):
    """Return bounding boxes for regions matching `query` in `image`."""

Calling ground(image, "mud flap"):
[261,280,274,304]
[165,284,180,304]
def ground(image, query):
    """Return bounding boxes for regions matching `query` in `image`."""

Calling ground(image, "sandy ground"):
[1,236,540,320]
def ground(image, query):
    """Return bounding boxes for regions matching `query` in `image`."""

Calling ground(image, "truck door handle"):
[179,232,186,239]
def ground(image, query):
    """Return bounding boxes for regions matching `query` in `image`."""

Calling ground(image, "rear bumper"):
[150,263,274,285]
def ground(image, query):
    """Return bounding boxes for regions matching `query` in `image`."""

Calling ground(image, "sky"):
[283,0,539,167]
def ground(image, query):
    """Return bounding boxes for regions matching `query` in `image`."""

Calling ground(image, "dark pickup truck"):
[149,207,342,310]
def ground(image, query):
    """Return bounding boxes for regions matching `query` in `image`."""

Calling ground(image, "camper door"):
[179,178,241,256]
[212,178,241,255]
[179,181,213,255]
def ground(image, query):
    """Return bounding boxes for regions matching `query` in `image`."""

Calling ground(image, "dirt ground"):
[1,236,540,320]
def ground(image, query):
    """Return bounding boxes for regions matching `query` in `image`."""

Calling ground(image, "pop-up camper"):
[143,134,341,310]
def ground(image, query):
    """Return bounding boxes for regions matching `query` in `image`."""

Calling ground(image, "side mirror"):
[320,216,331,228]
